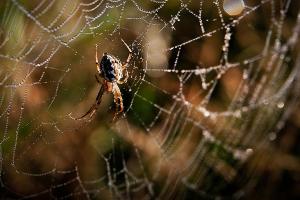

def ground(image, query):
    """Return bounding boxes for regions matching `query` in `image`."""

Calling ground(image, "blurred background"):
[0,0,300,199]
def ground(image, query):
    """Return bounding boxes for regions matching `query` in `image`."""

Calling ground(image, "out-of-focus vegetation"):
[0,0,300,199]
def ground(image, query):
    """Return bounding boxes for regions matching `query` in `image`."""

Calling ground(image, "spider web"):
[0,0,300,199]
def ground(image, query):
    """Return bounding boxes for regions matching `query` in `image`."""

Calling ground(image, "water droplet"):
[234,110,241,118]
[269,132,277,141]
[241,106,248,112]
[242,71,248,79]
[245,148,253,155]
[223,0,245,16]
[277,102,285,109]
[203,110,210,117]
[263,100,269,105]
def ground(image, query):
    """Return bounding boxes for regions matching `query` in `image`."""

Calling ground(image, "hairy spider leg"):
[95,74,101,83]
[112,83,123,121]
[95,44,101,74]
[117,39,132,84]
[76,85,105,120]
[116,68,128,84]
[121,39,132,66]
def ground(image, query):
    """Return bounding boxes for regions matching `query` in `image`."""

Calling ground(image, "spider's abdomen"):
[100,54,117,81]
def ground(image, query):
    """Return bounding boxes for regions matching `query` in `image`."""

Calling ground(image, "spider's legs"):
[75,85,105,120]
[95,44,101,74]
[112,83,123,121]
[116,70,128,84]
[117,40,132,85]
[121,39,132,68]
[95,74,101,83]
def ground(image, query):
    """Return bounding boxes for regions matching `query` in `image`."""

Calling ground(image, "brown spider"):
[76,39,132,121]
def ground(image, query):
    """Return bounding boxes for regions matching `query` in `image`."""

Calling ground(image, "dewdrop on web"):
[223,0,245,16]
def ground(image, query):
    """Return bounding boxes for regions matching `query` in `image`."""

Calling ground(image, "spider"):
[76,39,132,121]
